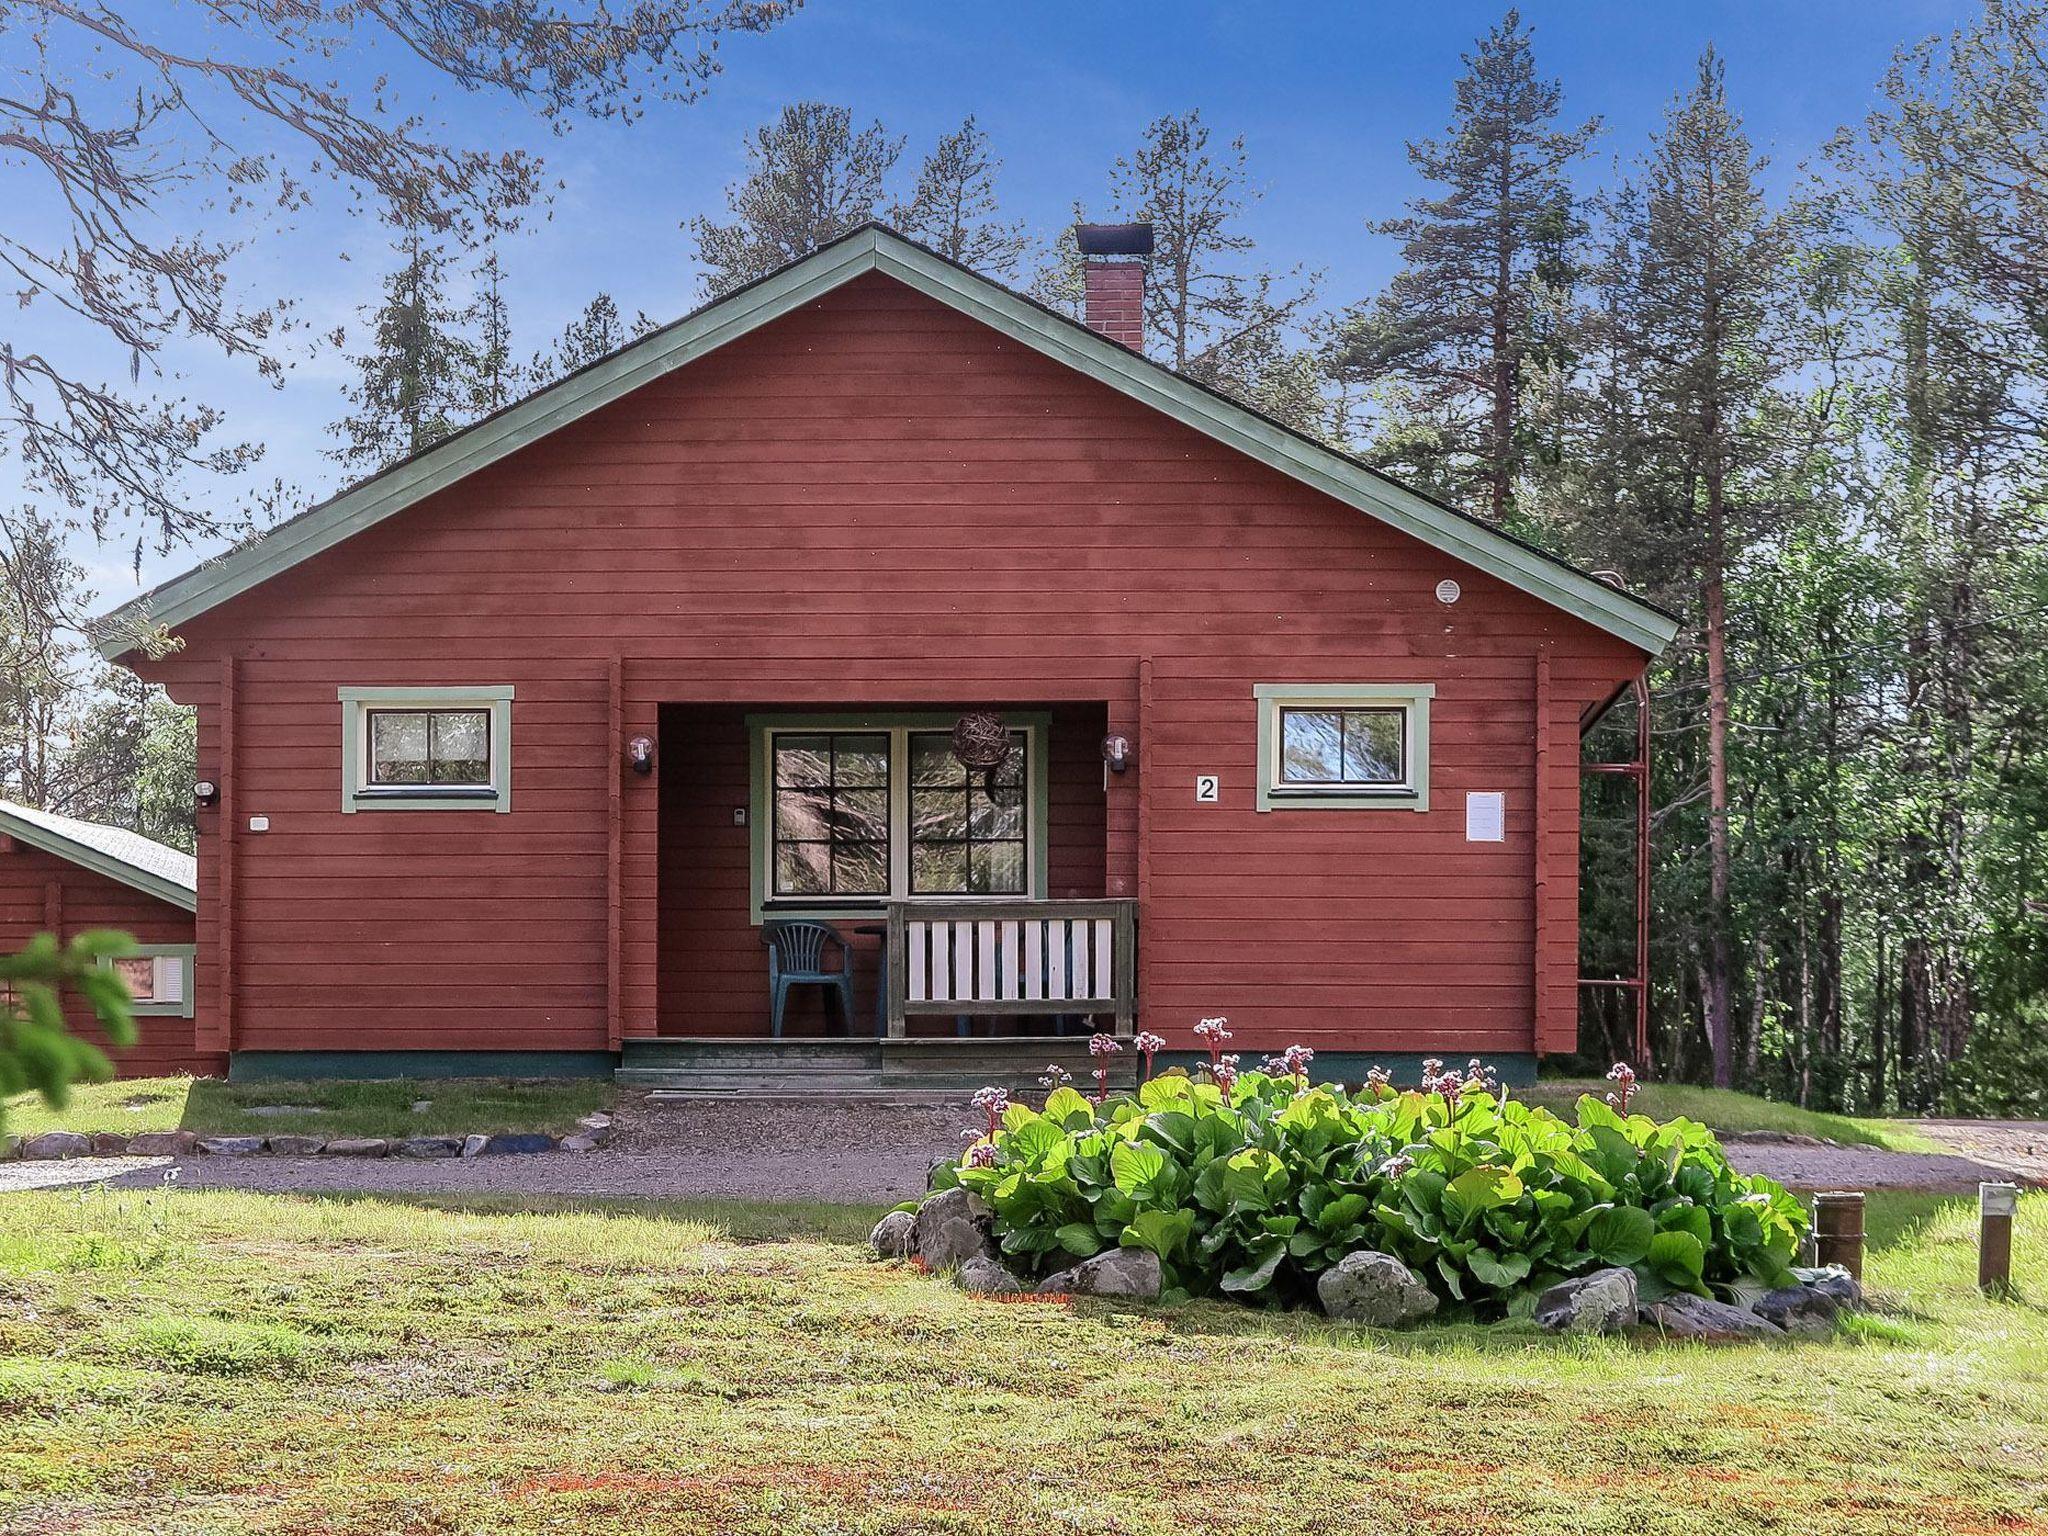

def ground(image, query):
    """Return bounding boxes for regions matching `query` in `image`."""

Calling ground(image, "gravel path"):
[4,1097,2041,1203]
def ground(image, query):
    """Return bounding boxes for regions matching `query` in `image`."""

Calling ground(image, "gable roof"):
[97,223,1680,658]
[0,801,198,912]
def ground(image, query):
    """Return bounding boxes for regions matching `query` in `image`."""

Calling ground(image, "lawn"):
[1526,1081,1944,1152]
[2,1075,613,1142]
[0,1186,2042,1535]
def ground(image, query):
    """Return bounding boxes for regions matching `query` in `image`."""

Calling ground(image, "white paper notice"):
[1466,792,1505,842]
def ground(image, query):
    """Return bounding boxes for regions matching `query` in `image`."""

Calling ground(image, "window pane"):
[774,735,833,789]
[909,733,963,787]
[911,841,968,894]
[971,842,1026,894]
[831,734,890,787]
[113,955,157,1001]
[774,788,832,842]
[370,712,430,784]
[911,786,970,842]
[431,711,490,784]
[775,842,832,896]
[1280,710,1344,782]
[969,783,1022,838]
[1343,710,1404,783]
[831,788,889,842]
[991,731,1026,788]
[833,841,889,894]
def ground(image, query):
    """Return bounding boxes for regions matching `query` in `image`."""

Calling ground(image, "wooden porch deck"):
[615,1035,1138,1096]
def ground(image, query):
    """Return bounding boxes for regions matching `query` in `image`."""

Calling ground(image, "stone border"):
[3,1113,612,1162]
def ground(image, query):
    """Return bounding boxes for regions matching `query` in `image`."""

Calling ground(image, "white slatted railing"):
[886,900,1136,1037]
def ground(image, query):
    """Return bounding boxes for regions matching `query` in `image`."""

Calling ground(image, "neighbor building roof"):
[0,801,199,912]
[95,223,1681,658]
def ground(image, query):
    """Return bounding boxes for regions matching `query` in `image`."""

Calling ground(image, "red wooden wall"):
[0,837,216,1078]
[131,271,1645,1062]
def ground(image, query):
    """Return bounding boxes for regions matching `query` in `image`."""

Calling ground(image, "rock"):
[956,1255,1027,1294]
[909,1187,996,1269]
[1533,1267,1639,1334]
[197,1136,267,1157]
[323,1137,391,1157]
[396,1136,462,1159]
[128,1130,197,1157]
[480,1133,556,1156]
[1753,1285,1840,1336]
[1317,1251,1439,1328]
[410,1100,433,1114]
[21,1131,90,1160]
[869,1210,916,1260]
[573,1114,613,1144]
[1792,1265,1863,1309]
[265,1135,326,1156]
[559,1134,601,1152]
[460,1134,488,1158]
[1641,1292,1786,1341]
[89,1132,131,1157]
[1038,1247,1162,1299]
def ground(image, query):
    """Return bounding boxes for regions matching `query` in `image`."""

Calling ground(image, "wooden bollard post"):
[1812,1190,1866,1282]
[1979,1182,2018,1297]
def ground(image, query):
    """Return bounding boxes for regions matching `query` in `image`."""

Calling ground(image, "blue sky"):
[19,0,1965,608]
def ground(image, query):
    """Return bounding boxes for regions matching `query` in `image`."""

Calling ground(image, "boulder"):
[909,1187,996,1270]
[1792,1265,1863,1309]
[480,1133,556,1156]
[323,1137,391,1157]
[558,1134,601,1152]
[956,1256,1027,1294]
[128,1130,197,1157]
[1317,1251,1439,1328]
[397,1136,463,1159]
[573,1114,613,1145]
[869,1210,916,1260]
[264,1135,326,1156]
[460,1134,489,1158]
[1753,1285,1840,1336]
[197,1136,267,1157]
[1641,1292,1786,1341]
[1533,1267,1639,1334]
[1038,1247,1162,1299]
[21,1131,91,1161]
[90,1132,131,1157]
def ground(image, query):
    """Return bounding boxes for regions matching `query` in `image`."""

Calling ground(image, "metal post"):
[1980,1182,2018,1296]
[1812,1190,1866,1281]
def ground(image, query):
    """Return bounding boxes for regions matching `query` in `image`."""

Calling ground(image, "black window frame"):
[1275,705,1409,790]
[768,730,892,902]
[361,706,497,795]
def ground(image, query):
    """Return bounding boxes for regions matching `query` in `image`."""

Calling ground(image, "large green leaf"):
[1467,1247,1533,1290]
[1646,1229,1707,1291]
[1121,1209,1194,1261]
[1110,1140,1170,1199]
[1055,1222,1106,1257]
[1220,1239,1286,1295]
[1583,1205,1656,1267]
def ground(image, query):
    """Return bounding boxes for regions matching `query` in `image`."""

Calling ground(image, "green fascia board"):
[0,805,199,912]
[96,225,1680,660]
[745,708,1052,923]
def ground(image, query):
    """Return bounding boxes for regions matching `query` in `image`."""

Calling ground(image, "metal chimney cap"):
[1075,222,1154,257]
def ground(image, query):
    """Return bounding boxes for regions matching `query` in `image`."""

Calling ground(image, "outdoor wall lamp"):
[194,778,220,806]
[627,735,655,776]
[1101,734,1131,774]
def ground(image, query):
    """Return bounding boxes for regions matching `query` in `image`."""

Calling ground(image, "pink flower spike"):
[1132,1031,1166,1081]
[1038,1064,1073,1091]
[1089,1032,1123,1058]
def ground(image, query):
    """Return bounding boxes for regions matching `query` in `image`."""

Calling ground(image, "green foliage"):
[950,1071,1806,1313]
[0,931,139,1127]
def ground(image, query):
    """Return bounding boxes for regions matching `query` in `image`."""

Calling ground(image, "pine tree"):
[891,116,1031,279]
[1335,9,1598,522]
[470,248,522,417]
[529,294,658,386]
[331,228,482,470]
[690,103,904,297]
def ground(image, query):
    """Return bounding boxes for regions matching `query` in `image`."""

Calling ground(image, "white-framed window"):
[102,945,197,1018]
[1254,683,1434,811]
[339,686,513,813]
[749,713,1049,919]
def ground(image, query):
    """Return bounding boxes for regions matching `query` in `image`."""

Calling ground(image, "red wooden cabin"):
[100,223,1675,1085]
[0,801,215,1078]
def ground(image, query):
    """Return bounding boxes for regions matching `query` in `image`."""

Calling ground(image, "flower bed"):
[884,1029,1836,1336]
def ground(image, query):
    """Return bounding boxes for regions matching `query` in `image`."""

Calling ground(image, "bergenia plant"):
[1212,1052,1241,1098]
[1088,1032,1122,1103]
[1038,1064,1073,1092]
[971,1084,1010,1141]
[964,1141,999,1169]
[1419,1057,1447,1092]
[1280,1043,1314,1083]
[1606,1061,1639,1113]
[1192,1016,1232,1069]
[1132,1030,1166,1081]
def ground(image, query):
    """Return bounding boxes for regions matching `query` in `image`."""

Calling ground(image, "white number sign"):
[1195,775,1220,803]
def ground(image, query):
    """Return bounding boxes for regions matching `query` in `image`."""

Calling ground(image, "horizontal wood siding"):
[135,273,1643,1059]
[0,840,214,1077]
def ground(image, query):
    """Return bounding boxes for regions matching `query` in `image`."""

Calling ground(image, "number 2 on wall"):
[1195,775,1220,803]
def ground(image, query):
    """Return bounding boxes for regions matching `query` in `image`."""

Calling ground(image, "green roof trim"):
[97,224,1680,659]
[0,801,199,913]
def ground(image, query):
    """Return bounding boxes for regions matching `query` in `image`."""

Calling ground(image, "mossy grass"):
[0,1186,2041,1534]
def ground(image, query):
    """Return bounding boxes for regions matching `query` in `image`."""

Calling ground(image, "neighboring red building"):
[100,223,1675,1085]
[0,801,216,1078]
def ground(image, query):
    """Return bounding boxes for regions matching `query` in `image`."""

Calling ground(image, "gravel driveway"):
[4,1096,2042,1204]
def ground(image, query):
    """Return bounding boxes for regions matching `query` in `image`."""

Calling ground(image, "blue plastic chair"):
[762,921,856,1038]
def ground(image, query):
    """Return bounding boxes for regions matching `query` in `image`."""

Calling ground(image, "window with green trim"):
[908,730,1027,895]
[770,732,891,898]
[339,686,513,812]
[1254,684,1433,811]
[100,946,197,1019]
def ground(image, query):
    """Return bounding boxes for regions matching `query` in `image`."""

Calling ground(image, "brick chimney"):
[1075,222,1153,352]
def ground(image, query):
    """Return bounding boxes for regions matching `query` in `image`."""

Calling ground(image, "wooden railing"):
[884,899,1137,1038]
